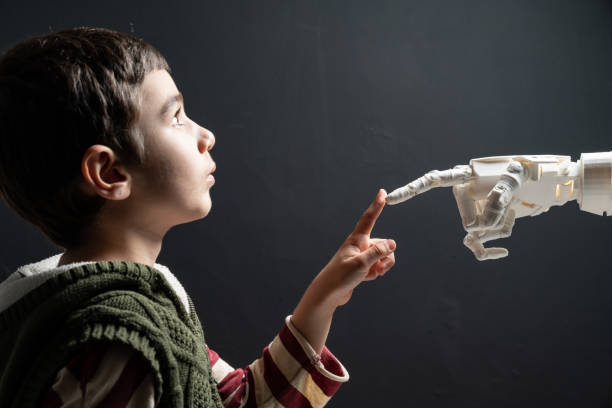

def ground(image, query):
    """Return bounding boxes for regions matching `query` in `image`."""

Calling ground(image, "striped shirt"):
[41,316,348,407]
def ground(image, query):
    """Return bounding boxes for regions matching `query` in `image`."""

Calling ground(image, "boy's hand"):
[318,189,397,306]
[291,189,397,353]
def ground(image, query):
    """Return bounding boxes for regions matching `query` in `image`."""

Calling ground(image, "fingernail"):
[387,239,396,250]
[378,189,387,203]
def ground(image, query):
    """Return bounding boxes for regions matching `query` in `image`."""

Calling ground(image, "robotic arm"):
[386,152,612,261]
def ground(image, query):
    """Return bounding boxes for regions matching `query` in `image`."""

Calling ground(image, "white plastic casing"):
[579,151,612,216]
[467,155,578,219]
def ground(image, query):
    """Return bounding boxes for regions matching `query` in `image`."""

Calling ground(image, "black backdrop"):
[2,1,612,406]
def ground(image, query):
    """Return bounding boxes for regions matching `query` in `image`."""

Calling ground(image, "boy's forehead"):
[140,69,180,107]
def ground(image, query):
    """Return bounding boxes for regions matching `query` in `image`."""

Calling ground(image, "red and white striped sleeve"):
[209,315,349,408]
[41,315,348,408]
[40,342,155,408]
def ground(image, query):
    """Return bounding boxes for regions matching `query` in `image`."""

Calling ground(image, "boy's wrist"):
[295,275,338,317]
[309,271,347,309]
[291,274,339,354]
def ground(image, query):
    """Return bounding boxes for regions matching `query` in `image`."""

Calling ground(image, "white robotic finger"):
[461,209,514,260]
[477,209,516,244]
[463,232,509,261]
[386,165,472,205]
[467,161,526,232]
[453,184,478,230]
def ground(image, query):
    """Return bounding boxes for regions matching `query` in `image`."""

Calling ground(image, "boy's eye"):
[171,108,184,127]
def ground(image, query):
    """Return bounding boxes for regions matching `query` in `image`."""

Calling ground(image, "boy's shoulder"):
[0,253,190,317]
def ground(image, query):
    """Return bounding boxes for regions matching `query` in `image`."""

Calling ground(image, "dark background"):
[1,1,612,406]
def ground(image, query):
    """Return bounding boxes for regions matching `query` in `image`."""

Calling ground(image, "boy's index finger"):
[352,189,387,236]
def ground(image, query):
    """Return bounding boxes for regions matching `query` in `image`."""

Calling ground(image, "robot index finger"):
[386,165,472,205]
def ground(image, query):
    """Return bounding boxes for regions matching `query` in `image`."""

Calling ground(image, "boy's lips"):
[206,163,216,184]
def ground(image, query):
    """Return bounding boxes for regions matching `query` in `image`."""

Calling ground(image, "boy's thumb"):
[360,239,396,266]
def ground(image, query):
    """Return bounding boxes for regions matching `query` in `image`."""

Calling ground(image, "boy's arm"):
[41,343,155,407]
[208,316,348,408]
[291,189,397,354]
[42,324,344,408]
[207,189,392,407]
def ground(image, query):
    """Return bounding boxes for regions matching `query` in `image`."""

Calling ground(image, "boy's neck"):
[58,219,165,268]
[58,246,161,268]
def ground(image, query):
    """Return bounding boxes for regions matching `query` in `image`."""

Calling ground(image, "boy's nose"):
[198,127,215,153]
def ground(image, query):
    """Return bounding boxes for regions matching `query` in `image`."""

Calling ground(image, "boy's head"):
[0,27,216,250]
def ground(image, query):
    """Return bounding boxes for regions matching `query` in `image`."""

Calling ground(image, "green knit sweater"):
[0,260,224,408]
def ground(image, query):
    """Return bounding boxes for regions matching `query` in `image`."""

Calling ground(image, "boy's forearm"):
[291,274,339,355]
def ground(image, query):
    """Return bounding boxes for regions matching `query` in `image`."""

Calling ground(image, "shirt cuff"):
[285,315,349,384]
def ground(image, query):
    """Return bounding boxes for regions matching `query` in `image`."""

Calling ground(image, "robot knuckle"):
[507,161,523,173]
[499,230,511,239]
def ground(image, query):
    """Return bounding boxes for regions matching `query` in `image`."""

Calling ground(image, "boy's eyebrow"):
[159,92,184,117]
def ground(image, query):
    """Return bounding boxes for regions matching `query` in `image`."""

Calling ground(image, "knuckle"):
[487,188,503,201]
[499,229,511,239]
[384,258,395,268]
[374,243,386,256]
[507,161,523,173]
[462,219,474,230]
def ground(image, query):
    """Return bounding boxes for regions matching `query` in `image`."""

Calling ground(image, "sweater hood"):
[0,253,190,315]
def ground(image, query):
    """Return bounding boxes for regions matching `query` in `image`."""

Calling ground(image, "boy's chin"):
[182,195,212,222]
[197,197,212,218]
[175,206,212,227]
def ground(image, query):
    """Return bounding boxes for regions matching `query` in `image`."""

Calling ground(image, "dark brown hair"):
[0,27,169,249]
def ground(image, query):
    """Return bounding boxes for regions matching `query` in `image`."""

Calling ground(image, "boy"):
[0,27,397,407]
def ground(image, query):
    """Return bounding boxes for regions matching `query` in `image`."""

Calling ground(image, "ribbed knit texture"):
[0,260,224,408]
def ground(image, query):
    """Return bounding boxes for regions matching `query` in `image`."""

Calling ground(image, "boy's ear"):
[80,145,132,200]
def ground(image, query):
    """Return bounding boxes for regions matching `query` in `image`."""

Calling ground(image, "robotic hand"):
[386,152,612,261]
